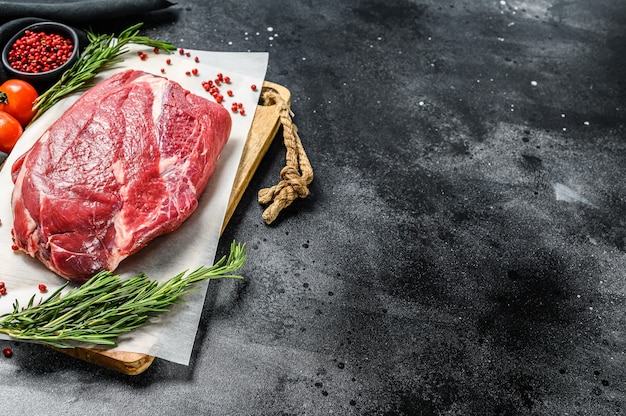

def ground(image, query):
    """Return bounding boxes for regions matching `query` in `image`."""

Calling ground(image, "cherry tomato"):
[0,79,38,126]
[0,110,23,153]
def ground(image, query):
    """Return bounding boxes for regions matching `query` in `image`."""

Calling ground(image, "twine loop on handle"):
[257,87,314,224]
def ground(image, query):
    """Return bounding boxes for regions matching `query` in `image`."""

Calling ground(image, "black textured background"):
[1,1,626,415]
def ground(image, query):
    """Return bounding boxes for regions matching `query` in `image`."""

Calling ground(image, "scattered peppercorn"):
[0,287,6,295]
[195,72,247,113]
[251,84,257,91]
[38,284,47,293]
[3,348,12,358]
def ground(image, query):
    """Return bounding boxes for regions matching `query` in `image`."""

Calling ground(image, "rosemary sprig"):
[0,241,246,349]
[32,22,176,120]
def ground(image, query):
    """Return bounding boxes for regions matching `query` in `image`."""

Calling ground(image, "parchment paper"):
[0,46,269,365]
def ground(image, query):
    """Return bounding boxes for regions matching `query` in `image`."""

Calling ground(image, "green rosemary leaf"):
[0,241,246,348]
[32,22,176,120]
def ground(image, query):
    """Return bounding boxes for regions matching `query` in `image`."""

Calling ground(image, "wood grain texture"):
[222,81,291,233]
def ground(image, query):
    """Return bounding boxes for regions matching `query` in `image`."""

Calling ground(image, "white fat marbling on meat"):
[112,74,171,255]
[159,155,180,175]
[137,73,167,129]
[111,160,125,184]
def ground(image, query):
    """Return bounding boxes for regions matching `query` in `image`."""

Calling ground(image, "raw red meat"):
[10,69,232,283]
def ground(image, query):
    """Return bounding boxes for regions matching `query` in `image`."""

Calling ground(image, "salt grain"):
[530,80,538,86]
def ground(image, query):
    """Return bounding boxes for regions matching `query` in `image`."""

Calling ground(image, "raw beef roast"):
[10,69,232,283]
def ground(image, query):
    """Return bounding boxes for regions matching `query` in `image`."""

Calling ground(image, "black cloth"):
[0,0,174,24]
[0,17,87,50]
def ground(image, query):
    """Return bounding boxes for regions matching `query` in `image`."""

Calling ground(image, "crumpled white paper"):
[0,46,268,365]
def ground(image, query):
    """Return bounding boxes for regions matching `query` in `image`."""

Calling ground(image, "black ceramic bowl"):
[1,22,79,89]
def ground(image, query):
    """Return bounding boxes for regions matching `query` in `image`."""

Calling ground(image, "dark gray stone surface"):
[1,0,626,414]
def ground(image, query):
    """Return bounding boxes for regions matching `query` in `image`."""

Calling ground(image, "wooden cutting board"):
[1,81,290,375]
